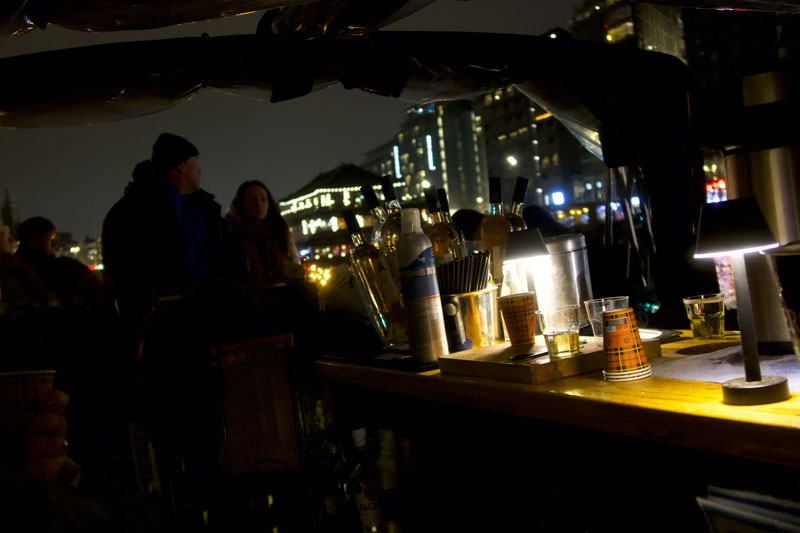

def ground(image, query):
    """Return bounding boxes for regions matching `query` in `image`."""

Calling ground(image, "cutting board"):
[438,336,662,384]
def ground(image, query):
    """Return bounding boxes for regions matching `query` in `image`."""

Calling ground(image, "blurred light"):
[631,196,641,206]
[606,34,612,42]
[476,197,484,204]
[507,155,518,166]
[711,164,717,172]
[393,145,401,178]
[69,246,80,253]
[421,179,431,189]
[535,112,552,121]
[582,207,589,213]
[594,4,600,9]
[549,33,557,39]
[494,94,500,100]
[426,135,436,170]
[585,183,593,191]
[552,191,566,206]
[703,165,710,172]
[596,181,603,189]
[536,188,543,193]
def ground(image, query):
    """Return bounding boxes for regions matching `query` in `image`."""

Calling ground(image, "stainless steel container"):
[531,234,594,327]
[441,286,498,352]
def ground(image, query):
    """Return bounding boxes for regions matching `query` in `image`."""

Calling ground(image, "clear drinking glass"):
[536,305,581,358]
[682,293,725,339]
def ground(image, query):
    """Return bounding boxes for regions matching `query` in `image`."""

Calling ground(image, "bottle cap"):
[512,176,529,203]
[342,210,361,235]
[361,185,381,209]
[437,188,451,215]
[489,177,502,204]
[401,208,422,235]
[380,175,397,202]
[424,188,440,213]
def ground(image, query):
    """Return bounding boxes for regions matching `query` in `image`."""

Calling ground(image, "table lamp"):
[501,228,549,296]
[693,197,789,405]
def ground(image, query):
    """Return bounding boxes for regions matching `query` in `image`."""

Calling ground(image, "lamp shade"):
[504,228,549,264]
[694,197,780,259]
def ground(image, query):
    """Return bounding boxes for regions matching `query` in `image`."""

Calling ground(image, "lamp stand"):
[722,253,790,405]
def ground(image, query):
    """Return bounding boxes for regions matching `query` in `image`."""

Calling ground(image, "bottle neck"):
[385,199,402,213]
[350,232,367,247]
[489,202,505,216]
[441,210,453,224]
[371,206,387,224]
[510,201,524,217]
[431,210,444,224]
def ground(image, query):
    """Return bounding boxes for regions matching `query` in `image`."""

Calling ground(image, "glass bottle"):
[379,175,403,283]
[344,210,407,347]
[506,176,529,232]
[350,427,382,533]
[424,188,463,264]
[361,184,386,246]
[436,188,466,247]
[480,177,512,285]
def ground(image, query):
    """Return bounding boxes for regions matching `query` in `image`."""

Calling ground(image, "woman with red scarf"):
[225,180,298,285]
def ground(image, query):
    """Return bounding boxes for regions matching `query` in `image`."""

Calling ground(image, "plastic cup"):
[682,293,725,339]
[535,305,581,358]
[498,292,537,345]
[584,296,630,337]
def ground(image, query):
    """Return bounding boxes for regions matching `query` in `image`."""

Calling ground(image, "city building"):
[362,101,488,214]
[570,0,685,60]
[477,82,607,209]
[279,163,380,261]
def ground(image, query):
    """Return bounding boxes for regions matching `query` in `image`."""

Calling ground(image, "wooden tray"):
[438,336,662,384]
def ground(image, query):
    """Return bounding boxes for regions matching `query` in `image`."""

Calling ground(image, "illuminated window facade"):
[362,101,488,213]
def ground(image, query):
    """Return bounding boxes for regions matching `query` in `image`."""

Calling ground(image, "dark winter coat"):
[102,160,235,327]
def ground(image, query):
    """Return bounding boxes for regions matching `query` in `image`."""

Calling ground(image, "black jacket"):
[102,160,233,326]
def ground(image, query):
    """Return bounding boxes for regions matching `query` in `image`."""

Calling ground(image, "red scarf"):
[226,213,288,285]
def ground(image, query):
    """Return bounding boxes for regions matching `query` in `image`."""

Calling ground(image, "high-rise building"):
[362,101,488,214]
[571,0,684,61]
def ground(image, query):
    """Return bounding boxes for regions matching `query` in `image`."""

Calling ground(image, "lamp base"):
[722,375,790,405]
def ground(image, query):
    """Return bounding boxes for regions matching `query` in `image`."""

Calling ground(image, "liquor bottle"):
[398,208,449,363]
[436,187,467,249]
[344,210,407,347]
[350,427,382,533]
[506,176,529,231]
[317,430,360,532]
[377,428,405,533]
[423,188,463,264]
[360,184,386,245]
[480,177,512,285]
[379,175,403,283]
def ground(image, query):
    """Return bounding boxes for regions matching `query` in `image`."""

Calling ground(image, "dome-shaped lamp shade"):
[504,228,549,264]
[694,197,780,259]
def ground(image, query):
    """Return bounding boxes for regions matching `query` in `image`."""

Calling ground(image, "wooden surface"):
[438,335,661,383]
[316,332,800,468]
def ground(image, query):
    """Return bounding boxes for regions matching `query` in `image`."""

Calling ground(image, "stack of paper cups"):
[602,308,651,381]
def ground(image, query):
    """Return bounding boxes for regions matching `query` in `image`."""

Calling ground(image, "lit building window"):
[507,155,518,166]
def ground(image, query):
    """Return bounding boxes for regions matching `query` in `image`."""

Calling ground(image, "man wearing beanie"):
[102,133,236,332]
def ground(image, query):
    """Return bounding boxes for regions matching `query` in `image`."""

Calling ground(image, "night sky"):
[0,0,578,240]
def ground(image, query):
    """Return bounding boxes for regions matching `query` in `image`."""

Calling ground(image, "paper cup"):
[602,308,648,373]
[0,370,56,425]
[498,292,537,345]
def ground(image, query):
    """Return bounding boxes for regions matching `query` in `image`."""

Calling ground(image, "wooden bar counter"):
[317,334,800,468]
[316,334,800,532]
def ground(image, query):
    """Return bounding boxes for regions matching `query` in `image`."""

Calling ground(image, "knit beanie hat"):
[151,133,199,172]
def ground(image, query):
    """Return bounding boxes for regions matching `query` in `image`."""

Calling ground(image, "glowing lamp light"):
[507,155,518,166]
[693,197,787,405]
[551,191,566,206]
[502,228,549,296]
